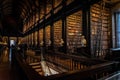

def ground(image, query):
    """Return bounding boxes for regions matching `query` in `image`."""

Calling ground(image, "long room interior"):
[0,0,120,80]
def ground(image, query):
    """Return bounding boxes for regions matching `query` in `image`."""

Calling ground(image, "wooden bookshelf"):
[31,33,34,46]
[39,29,43,45]
[46,1,52,14]
[23,23,27,33]
[45,25,51,46]
[40,7,44,19]
[66,10,82,53]
[36,12,39,23]
[90,2,111,57]
[35,31,38,46]
[67,0,74,5]
[53,20,62,47]
[30,33,32,46]
[28,34,30,46]
[54,0,62,14]
[54,0,62,8]
[26,35,28,46]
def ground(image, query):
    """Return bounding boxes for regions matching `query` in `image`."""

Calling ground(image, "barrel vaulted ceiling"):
[0,0,41,36]
[0,0,119,36]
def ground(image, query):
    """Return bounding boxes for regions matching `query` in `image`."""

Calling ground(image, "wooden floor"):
[0,47,23,80]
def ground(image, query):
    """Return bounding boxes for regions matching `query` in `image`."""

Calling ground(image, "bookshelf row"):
[90,2,111,57]
[21,1,111,57]
[23,0,75,33]
[67,10,82,53]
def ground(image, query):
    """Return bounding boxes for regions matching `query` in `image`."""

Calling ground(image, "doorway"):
[9,39,16,62]
[10,39,16,47]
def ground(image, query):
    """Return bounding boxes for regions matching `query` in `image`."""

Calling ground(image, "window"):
[115,12,120,48]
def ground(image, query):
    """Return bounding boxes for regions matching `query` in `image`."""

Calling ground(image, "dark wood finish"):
[45,51,107,70]
[24,0,101,36]
[62,0,67,53]
[14,52,46,80]
[82,5,91,56]
[50,0,54,51]
[14,49,119,80]
[37,29,39,47]
[47,61,118,80]
[43,0,47,49]
[105,48,120,61]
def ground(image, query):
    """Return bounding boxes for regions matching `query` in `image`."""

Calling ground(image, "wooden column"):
[8,36,10,48]
[50,0,54,51]
[43,1,47,49]
[82,5,91,57]
[38,1,40,47]
[62,0,67,53]
[37,28,39,47]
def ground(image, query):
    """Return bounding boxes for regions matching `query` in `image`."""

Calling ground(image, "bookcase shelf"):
[39,29,43,45]
[45,25,51,46]
[35,31,38,46]
[66,10,82,53]
[53,20,62,47]
[90,2,111,57]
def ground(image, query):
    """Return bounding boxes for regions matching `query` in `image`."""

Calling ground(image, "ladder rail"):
[94,0,105,57]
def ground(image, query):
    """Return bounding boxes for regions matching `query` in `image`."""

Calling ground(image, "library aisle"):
[0,47,22,80]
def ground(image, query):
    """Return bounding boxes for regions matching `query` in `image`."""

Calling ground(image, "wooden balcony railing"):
[13,49,119,80]
[44,51,107,71]
[14,51,46,80]
[47,61,119,80]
